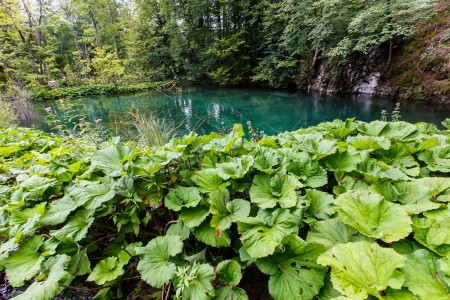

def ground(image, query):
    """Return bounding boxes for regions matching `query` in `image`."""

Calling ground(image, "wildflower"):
[44,107,52,113]
[95,118,102,124]
[246,121,252,126]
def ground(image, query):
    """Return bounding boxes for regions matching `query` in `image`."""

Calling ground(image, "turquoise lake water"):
[35,87,449,136]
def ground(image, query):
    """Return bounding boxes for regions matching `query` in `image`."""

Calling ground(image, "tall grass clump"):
[130,109,183,147]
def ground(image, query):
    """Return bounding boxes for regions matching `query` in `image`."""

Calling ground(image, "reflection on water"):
[34,87,450,136]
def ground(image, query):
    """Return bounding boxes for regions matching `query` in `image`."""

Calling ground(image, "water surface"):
[34,87,449,136]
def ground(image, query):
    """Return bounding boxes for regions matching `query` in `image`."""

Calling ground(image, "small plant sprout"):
[380,110,388,121]
[391,102,401,122]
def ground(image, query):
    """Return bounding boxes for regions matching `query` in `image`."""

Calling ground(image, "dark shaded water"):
[34,87,449,136]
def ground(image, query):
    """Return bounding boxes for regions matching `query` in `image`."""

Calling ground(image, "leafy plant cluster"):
[0,118,449,300]
[34,81,169,101]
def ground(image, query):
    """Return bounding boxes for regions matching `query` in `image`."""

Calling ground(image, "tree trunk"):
[0,0,40,79]
[89,9,102,48]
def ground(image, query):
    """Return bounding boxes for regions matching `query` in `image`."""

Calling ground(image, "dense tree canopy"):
[0,0,435,90]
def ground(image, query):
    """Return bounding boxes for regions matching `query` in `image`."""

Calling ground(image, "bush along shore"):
[0,119,449,300]
[33,81,173,101]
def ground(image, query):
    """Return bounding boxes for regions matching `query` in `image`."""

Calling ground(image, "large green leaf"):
[412,207,450,256]
[192,218,231,248]
[326,151,361,172]
[215,286,248,300]
[216,155,254,180]
[317,241,406,299]
[5,235,45,287]
[209,189,250,230]
[66,180,116,210]
[306,218,370,249]
[401,249,450,299]
[136,235,183,288]
[253,147,281,174]
[179,206,209,228]
[165,186,202,212]
[287,152,328,188]
[304,189,335,220]
[91,145,134,177]
[68,249,91,276]
[347,135,391,151]
[40,195,79,226]
[11,254,74,300]
[193,169,230,193]
[50,209,95,242]
[216,260,242,286]
[335,191,412,243]
[371,181,440,214]
[238,209,298,258]
[417,146,450,173]
[87,256,125,285]
[249,173,301,209]
[257,236,326,300]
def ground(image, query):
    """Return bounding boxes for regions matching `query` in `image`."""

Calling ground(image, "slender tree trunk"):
[106,0,120,59]
[0,0,40,79]
[89,9,102,48]
[22,0,49,80]
[311,45,320,68]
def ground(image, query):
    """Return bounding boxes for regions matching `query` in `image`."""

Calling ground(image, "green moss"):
[396,74,415,86]
[403,87,427,102]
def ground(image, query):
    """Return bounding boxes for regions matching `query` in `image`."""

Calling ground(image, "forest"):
[0,0,444,93]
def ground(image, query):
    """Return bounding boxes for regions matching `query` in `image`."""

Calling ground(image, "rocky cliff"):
[307,1,450,104]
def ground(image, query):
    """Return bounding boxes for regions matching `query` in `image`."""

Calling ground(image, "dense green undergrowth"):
[33,81,171,101]
[0,119,449,300]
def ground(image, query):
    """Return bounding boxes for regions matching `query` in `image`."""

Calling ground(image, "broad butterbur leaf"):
[317,241,406,299]
[11,254,74,300]
[401,249,450,299]
[249,173,301,209]
[179,206,209,228]
[253,147,281,174]
[306,218,370,249]
[209,189,250,230]
[304,189,335,220]
[192,218,231,248]
[257,236,327,300]
[215,286,248,300]
[91,145,134,177]
[287,152,328,188]
[335,191,412,243]
[67,180,116,210]
[40,195,79,226]
[238,208,298,258]
[216,260,242,286]
[165,186,202,212]
[50,209,94,242]
[136,235,183,288]
[193,169,230,193]
[412,207,450,256]
[326,151,361,172]
[216,155,254,180]
[371,181,440,214]
[5,235,45,287]
[87,256,125,285]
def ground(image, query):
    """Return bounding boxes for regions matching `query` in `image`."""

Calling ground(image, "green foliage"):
[34,82,169,101]
[0,0,438,91]
[0,118,449,299]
